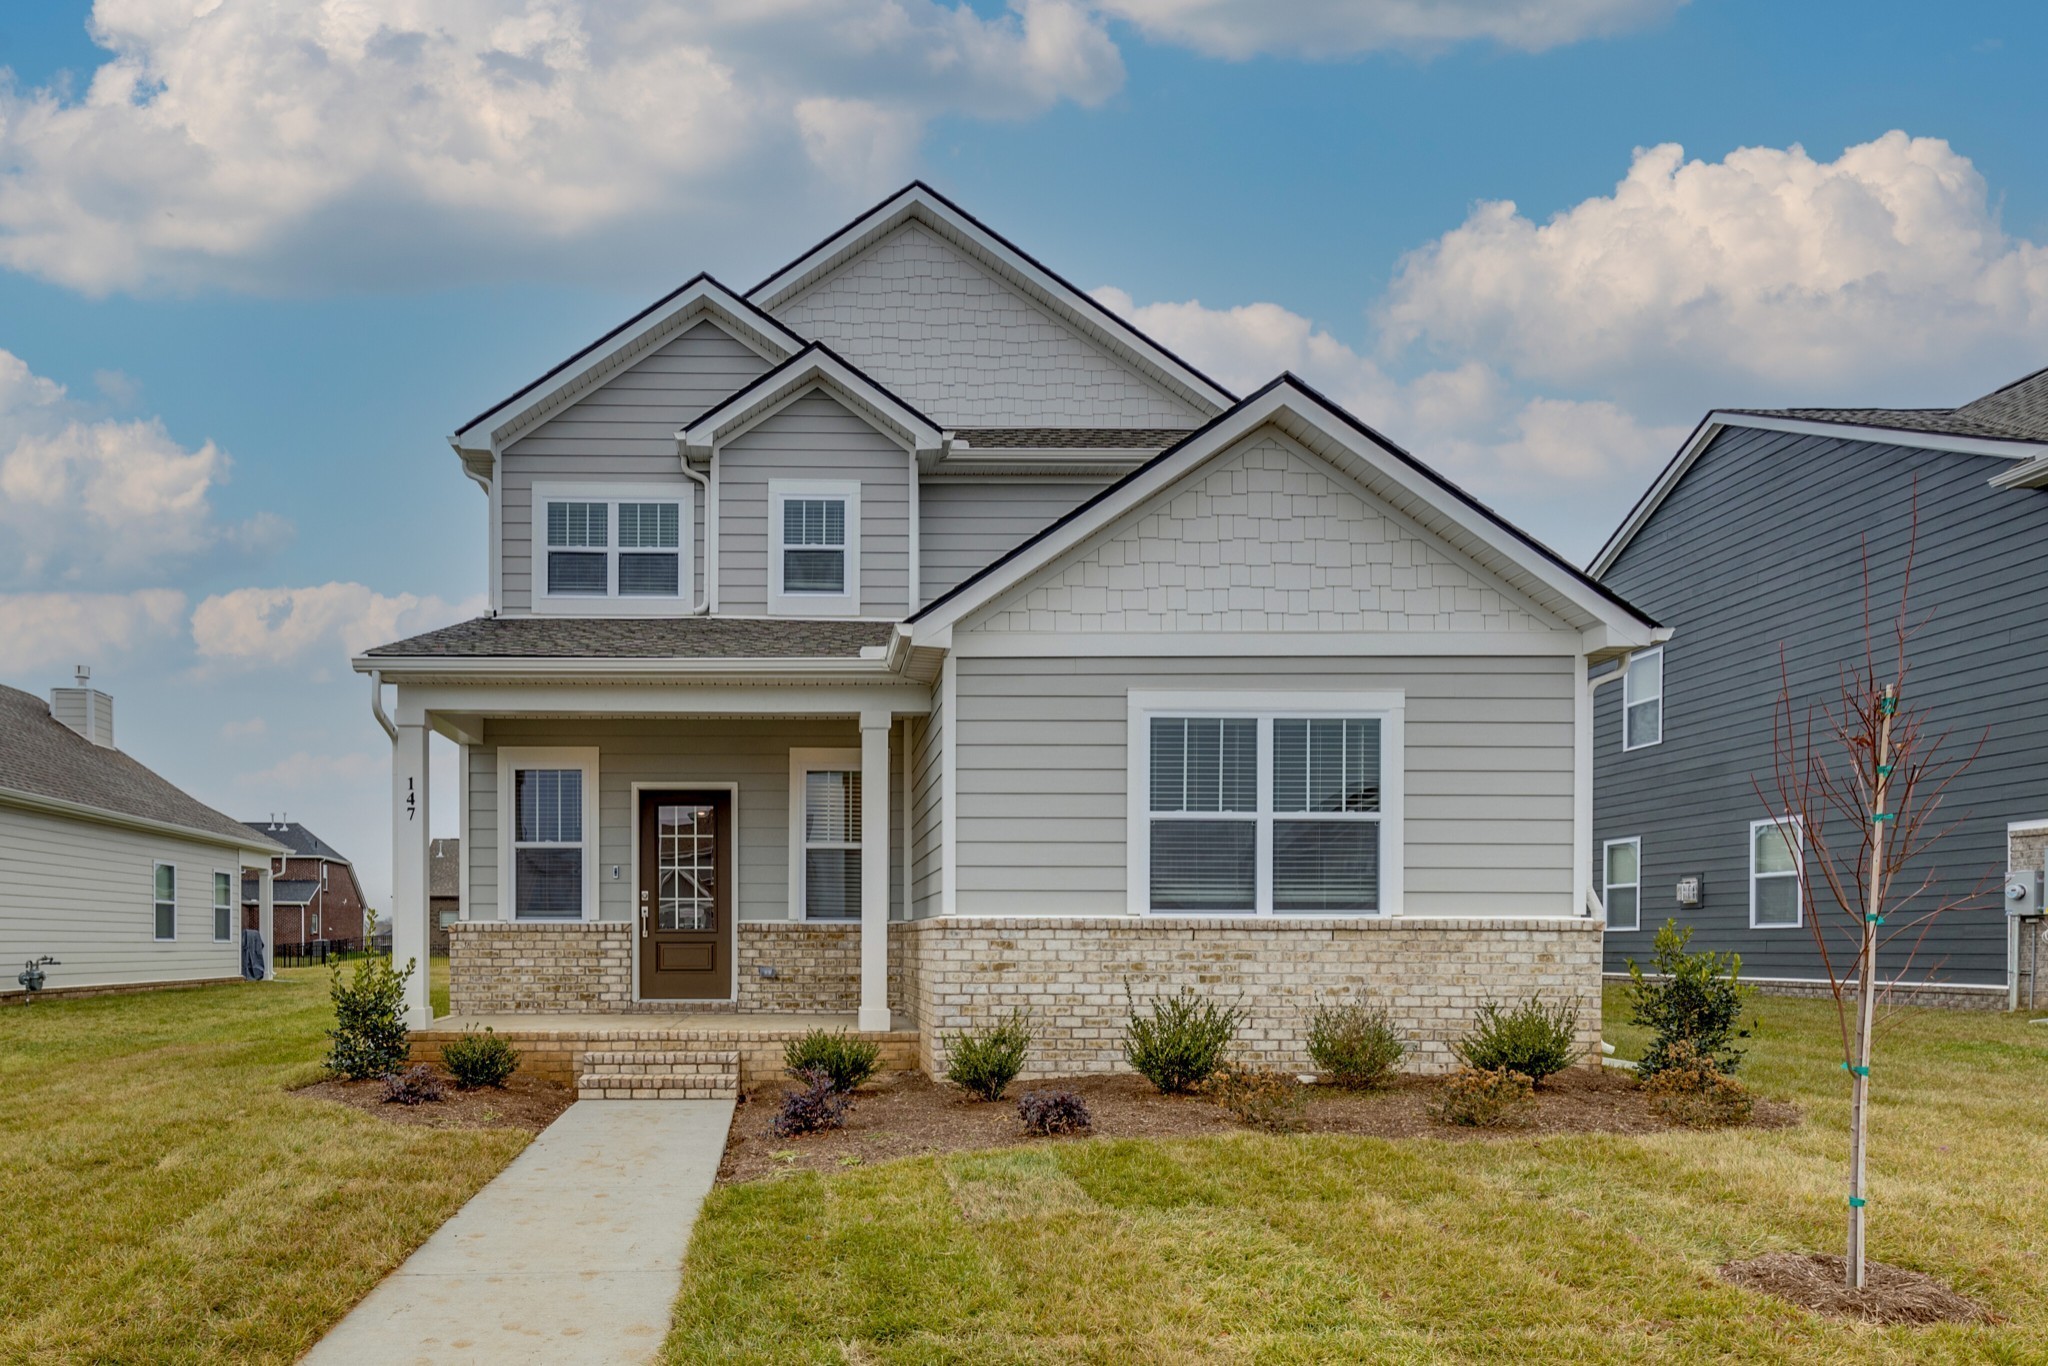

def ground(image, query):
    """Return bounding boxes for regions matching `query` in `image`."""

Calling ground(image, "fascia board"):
[680,347,944,455]
[348,653,902,681]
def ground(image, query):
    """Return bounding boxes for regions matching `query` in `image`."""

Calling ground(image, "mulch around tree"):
[293,1068,575,1132]
[718,1066,1800,1183]
[1719,1251,1994,1325]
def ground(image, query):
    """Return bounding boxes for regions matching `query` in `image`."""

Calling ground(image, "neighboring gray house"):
[1591,367,2048,1007]
[0,670,288,999]
[356,185,1663,1089]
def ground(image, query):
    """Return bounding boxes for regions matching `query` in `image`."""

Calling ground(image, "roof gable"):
[681,343,943,458]
[749,183,1233,426]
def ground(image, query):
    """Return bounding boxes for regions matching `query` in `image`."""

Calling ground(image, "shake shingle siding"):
[1595,423,2048,987]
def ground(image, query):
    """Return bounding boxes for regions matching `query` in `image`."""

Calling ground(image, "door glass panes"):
[657,804,716,931]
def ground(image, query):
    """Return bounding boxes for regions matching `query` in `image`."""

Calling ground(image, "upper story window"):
[769,480,860,616]
[534,483,691,613]
[1623,648,1663,750]
[1749,816,1803,929]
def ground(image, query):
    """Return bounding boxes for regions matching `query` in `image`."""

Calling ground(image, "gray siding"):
[910,687,945,918]
[470,718,906,924]
[918,478,1107,606]
[1596,424,2046,986]
[952,655,1576,917]
[717,389,910,616]
[500,321,770,612]
[0,805,248,991]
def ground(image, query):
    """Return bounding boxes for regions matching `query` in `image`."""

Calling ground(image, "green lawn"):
[669,990,2048,1363]
[0,966,525,1365]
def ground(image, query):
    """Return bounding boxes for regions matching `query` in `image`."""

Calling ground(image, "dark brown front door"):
[638,790,732,1000]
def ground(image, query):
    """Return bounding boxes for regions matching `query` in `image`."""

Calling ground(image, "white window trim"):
[788,747,862,922]
[497,747,602,923]
[212,869,235,943]
[768,479,860,617]
[1622,646,1664,751]
[1602,837,1641,932]
[154,861,177,942]
[1749,815,1804,930]
[532,481,694,615]
[1125,689,1405,917]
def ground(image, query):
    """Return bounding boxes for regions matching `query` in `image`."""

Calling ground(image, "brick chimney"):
[49,665,115,748]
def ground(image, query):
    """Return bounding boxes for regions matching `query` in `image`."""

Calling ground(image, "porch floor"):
[417,1010,909,1035]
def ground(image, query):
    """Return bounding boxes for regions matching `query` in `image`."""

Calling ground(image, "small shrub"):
[772,1068,855,1137]
[1641,1041,1757,1128]
[326,955,416,1080]
[1626,920,1754,1078]
[1452,995,1581,1083]
[379,1064,444,1106]
[1427,1066,1535,1128]
[1305,999,1406,1089]
[441,1026,521,1090]
[944,1010,1033,1101]
[1016,1089,1093,1136]
[1203,1061,1306,1132]
[1123,983,1240,1094]
[783,1029,881,1093]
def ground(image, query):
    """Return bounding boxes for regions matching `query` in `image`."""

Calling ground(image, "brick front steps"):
[576,1049,739,1101]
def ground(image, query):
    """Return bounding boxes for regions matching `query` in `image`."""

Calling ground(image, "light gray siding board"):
[911,694,944,919]
[499,322,770,613]
[918,480,1108,605]
[951,653,1578,917]
[1596,424,2045,986]
[717,390,911,617]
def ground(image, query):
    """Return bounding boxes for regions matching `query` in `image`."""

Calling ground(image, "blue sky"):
[2,0,2043,908]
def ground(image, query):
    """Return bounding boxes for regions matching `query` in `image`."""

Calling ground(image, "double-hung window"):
[790,749,862,920]
[535,484,690,611]
[499,748,600,921]
[1602,838,1641,932]
[154,863,176,941]
[1750,816,1803,928]
[1623,648,1663,749]
[769,480,860,616]
[1130,692,1403,915]
[213,872,234,942]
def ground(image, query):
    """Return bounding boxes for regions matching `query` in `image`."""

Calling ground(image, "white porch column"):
[391,720,433,1028]
[859,709,892,1032]
[258,867,275,981]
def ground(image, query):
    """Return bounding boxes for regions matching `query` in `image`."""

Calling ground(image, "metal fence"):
[273,939,369,970]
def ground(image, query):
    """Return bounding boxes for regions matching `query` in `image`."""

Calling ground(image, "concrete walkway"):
[303,1099,734,1365]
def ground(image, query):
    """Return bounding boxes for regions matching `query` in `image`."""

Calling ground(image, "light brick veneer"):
[447,922,633,1015]
[735,921,906,1013]
[899,916,1604,1077]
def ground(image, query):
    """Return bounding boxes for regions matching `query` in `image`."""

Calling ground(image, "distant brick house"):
[239,820,368,948]
[429,838,459,954]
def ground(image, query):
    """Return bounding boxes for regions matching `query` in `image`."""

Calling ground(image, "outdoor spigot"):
[16,956,59,998]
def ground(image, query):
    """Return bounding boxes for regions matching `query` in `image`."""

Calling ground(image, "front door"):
[637,790,733,1000]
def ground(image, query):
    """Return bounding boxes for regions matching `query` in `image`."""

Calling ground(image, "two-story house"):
[1591,367,2048,1009]
[238,819,369,950]
[356,185,1664,1087]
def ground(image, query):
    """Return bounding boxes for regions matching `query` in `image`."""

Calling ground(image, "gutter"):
[349,653,906,681]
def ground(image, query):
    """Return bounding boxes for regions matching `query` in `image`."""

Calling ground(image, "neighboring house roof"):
[679,342,945,459]
[908,374,1661,655]
[1593,364,2048,576]
[430,838,460,899]
[0,685,282,851]
[748,181,1235,418]
[242,875,321,906]
[361,615,895,660]
[240,820,350,863]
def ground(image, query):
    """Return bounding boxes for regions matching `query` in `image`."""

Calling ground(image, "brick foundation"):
[735,921,908,1013]
[899,915,1605,1077]
[408,1023,919,1087]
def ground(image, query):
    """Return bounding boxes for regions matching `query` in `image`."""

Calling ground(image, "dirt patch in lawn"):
[1720,1251,1993,1325]
[719,1066,1800,1183]
[294,1069,574,1133]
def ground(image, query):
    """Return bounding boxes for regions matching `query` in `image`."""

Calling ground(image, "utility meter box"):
[1675,875,1704,909]
[2006,868,2044,918]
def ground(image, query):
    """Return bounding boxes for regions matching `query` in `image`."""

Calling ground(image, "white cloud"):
[0,0,1123,294]
[190,583,484,670]
[220,716,267,741]
[1382,131,2048,404]
[0,349,285,585]
[0,589,187,671]
[1095,0,1681,58]
[235,749,384,791]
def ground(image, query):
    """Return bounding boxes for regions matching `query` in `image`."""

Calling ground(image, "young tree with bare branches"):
[1758,512,1986,1289]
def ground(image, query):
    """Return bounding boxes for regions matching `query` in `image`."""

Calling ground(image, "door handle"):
[640,904,649,938]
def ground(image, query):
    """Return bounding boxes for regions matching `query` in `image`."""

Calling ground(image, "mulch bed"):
[1719,1251,1993,1325]
[719,1066,1799,1183]
[293,1068,575,1132]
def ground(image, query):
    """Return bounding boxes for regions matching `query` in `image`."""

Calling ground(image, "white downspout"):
[368,670,398,742]
[680,461,711,615]
[1580,650,1641,919]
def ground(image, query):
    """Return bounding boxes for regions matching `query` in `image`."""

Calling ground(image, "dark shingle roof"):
[362,616,896,660]
[1726,365,2048,445]
[242,875,319,906]
[430,838,460,898]
[0,685,271,847]
[954,428,1189,450]
[240,820,349,862]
